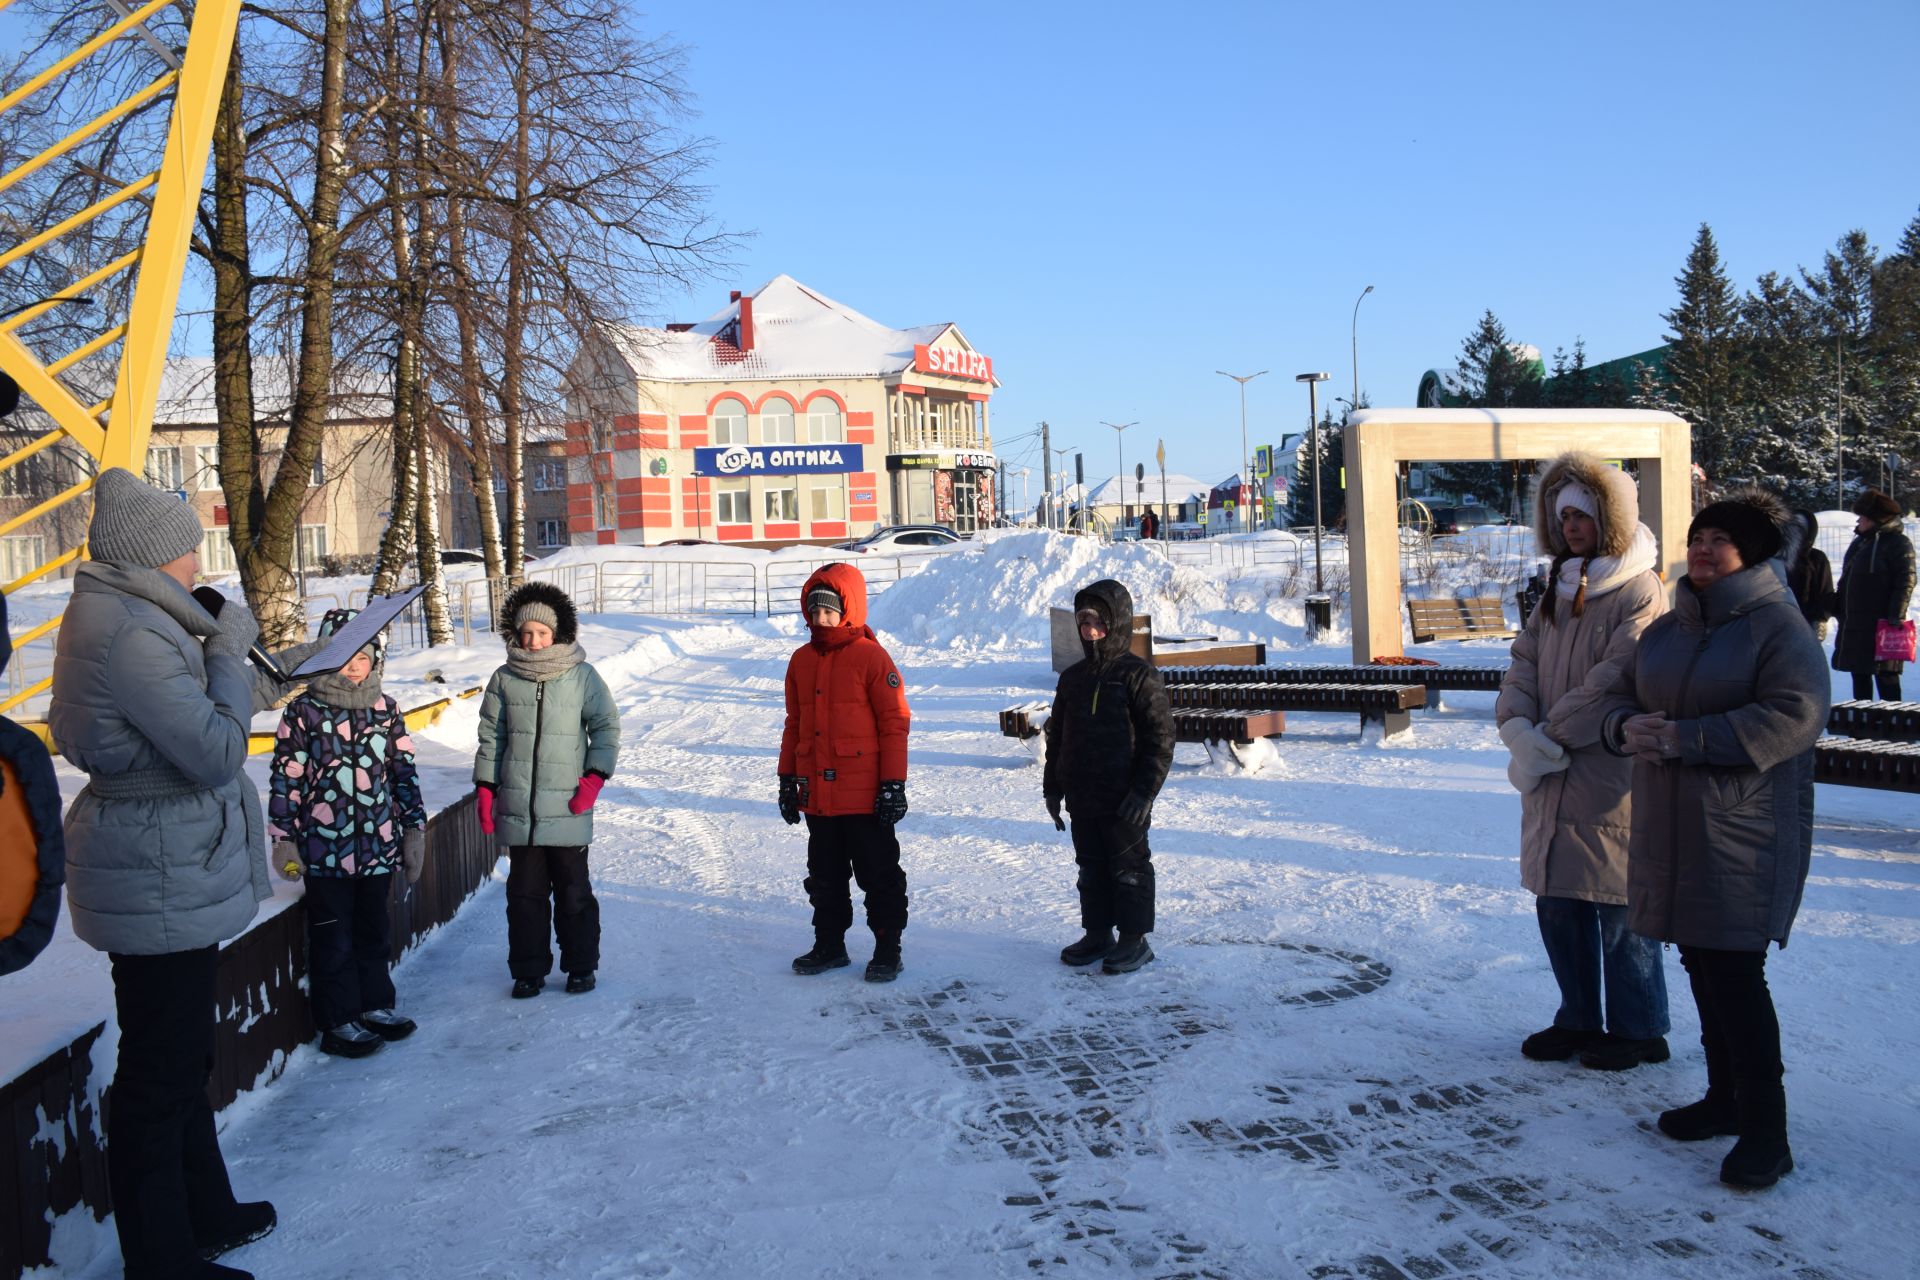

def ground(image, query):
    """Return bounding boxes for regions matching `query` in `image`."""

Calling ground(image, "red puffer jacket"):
[779,562,910,816]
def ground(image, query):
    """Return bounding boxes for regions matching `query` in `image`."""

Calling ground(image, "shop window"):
[712,398,749,446]
[537,517,565,548]
[145,445,183,491]
[759,401,795,445]
[2,534,45,583]
[201,528,235,575]
[806,400,843,444]
[764,482,799,522]
[716,482,751,524]
[809,479,845,521]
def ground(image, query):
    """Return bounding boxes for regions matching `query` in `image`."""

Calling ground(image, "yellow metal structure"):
[0,0,244,720]
[20,685,486,754]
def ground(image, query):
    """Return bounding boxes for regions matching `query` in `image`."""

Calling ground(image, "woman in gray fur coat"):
[1600,486,1830,1191]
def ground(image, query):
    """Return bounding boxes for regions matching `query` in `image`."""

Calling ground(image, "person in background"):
[1497,452,1671,1072]
[475,580,619,999]
[1600,486,1829,1190]
[1783,509,1835,642]
[0,589,63,976]
[1043,579,1175,975]
[1831,488,1914,701]
[269,607,427,1058]
[780,562,913,982]
[1137,509,1159,541]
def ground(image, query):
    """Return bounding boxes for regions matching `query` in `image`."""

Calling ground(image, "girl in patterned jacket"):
[269,608,428,1058]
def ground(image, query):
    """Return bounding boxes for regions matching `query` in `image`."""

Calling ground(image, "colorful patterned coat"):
[268,693,427,877]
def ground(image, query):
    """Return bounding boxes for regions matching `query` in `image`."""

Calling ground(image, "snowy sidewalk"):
[86,627,1916,1280]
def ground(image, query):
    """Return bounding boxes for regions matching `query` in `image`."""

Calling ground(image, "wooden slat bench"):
[1000,702,1286,745]
[1814,736,1920,793]
[1168,680,1426,738]
[1827,700,1920,743]
[1152,642,1268,669]
[1407,596,1516,643]
[1160,663,1509,694]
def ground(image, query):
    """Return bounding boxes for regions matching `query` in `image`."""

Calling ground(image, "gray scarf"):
[306,655,386,709]
[505,640,585,682]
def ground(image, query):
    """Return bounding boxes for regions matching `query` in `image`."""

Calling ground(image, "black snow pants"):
[1069,812,1154,935]
[506,845,600,979]
[803,813,907,936]
[303,872,397,1030]
[105,945,248,1280]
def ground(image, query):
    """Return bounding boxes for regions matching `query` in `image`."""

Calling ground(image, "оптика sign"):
[693,444,865,478]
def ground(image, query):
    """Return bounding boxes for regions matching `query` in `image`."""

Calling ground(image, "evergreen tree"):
[1430,309,1542,506]
[1662,223,1741,480]
[1290,408,1345,529]
[1732,271,1833,506]
[1869,209,1920,506]
[1801,229,1882,502]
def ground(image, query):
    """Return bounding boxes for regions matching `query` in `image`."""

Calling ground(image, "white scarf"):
[1556,522,1658,601]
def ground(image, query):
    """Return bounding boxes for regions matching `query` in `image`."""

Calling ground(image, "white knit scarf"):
[1556,522,1659,601]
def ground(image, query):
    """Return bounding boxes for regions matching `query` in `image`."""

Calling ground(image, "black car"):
[1428,505,1506,536]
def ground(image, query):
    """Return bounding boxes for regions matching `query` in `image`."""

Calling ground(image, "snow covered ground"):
[15,535,1920,1279]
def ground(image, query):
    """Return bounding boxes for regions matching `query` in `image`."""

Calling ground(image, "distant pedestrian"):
[1783,509,1835,642]
[1831,488,1914,701]
[1138,510,1159,541]
[779,562,913,981]
[1497,452,1670,1072]
[1043,579,1175,974]
[269,608,427,1057]
[475,581,620,998]
[1601,486,1830,1190]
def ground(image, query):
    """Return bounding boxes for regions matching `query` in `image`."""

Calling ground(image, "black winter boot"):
[319,1021,383,1058]
[1721,1081,1793,1189]
[198,1200,277,1260]
[864,929,903,983]
[1520,1024,1607,1061]
[1102,933,1154,974]
[1578,1034,1670,1071]
[1060,928,1117,966]
[511,976,544,999]
[1659,1094,1740,1141]
[792,933,851,976]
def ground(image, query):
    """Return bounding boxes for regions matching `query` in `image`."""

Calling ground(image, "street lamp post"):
[1216,370,1268,534]
[1296,372,1332,635]
[1351,284,1374,411]
[1100,421,1138,529]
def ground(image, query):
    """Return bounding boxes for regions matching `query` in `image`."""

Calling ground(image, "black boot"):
[565,971,597,994]
[1521,1024,1607,1061]
[1060,928,1116,966]
[864,929,903,983]
[1102,933,1154,974]
[511,976,544,999]
[1660,999,1738,1140]
[1721,1080,1793,1188]
[1579,1034,1670,1071]
[319,1021,384,1058]
[792,932,851,976]
[198,1201,276,1260]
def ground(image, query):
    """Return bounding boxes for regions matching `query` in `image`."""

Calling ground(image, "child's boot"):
[1060,928,1116,966]
[865,928,903,983]
[1102,933,1155,974]
[792,931,850,975]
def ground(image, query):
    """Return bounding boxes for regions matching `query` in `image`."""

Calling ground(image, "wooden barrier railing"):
[1,790,495,1278]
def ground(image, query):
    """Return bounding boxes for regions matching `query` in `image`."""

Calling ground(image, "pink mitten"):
[568,773,605,815]
[476,783,496,834]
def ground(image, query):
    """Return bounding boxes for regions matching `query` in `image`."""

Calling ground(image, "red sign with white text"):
[913,344,994,384]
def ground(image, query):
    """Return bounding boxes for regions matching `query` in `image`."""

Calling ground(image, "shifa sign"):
[912,344,994,383]
[693,444,864,478]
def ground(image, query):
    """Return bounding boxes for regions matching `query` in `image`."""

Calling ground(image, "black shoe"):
[1658,1095,1739,1142]
[1060,929,1116,966]
[1579,1035,1671,1071]
[1101,934,1154,974]
[1520,1024,1607,1062]
[565,972,597,994]
[319,1022,384,1058]
[199,1200,276,1260]
[792,937,851,975]
[360,1008,416,1041]
[1721,1137,1794,1188]
[511,977,545,999]
[203,1262,256,1279]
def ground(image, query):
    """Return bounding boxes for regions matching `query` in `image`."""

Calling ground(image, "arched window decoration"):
[806,398,843,444]
[712,397,749,446]
[759,399,795,445]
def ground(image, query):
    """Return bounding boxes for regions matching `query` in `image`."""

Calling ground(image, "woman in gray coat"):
[1601,487,1830,1190]
[1497,453,1669,1072]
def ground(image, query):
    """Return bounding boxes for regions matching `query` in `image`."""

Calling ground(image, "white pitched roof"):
[151,356,393,425]
[600,275,990,385]
[1080,472,1211,506]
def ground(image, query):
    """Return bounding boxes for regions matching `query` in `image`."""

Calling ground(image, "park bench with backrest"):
[1406,596,1517,644]
[1815,700,1920,793]
[1160,662,1509,694]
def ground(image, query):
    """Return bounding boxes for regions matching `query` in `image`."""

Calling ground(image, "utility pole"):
[1040,421,1052,531]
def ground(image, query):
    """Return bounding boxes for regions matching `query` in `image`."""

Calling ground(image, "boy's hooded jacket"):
[0,590,63,975]
[1043,580,1175,816]
[268,608,426,876]
[779,563,910,816]
[475,581,619,846]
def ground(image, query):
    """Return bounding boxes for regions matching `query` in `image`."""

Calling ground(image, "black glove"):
[1116,790,1153,828]
[875,780,908,824]
[778,774,803,825]
[1045,794,1065,831]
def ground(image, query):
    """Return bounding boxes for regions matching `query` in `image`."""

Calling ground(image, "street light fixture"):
[1216,370,1268,533]
[1100,421,1137,529]
[1296,373,1332,620]
[1351,284,1374,411]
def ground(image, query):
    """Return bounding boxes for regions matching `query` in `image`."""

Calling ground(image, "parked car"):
[1427,505,1508,536]
[439,548,486,565]
[833,525,963,553]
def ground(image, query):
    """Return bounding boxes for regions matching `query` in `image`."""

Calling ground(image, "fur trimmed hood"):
[1532,452,1640,559]
[498,579,579,645]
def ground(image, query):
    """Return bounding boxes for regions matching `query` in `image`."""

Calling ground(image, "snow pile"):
[866,529,1287,650]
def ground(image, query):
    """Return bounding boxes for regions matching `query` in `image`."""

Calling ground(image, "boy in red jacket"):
[779,562,912,981]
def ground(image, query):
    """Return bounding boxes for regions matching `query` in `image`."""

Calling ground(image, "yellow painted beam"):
[0,333,108,455]
[2,542,85,594]
[0,0,176,118]
[0,69,178,197]
[24,686,488,756]
[0,250,141,335]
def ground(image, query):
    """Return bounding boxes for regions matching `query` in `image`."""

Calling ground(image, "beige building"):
[564,274,999,546]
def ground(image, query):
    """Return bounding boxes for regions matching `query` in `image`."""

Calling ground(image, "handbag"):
[1874,618,1917,663]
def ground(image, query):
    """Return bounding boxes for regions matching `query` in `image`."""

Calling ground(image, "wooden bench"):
[1152,642,1267,669]
[1160,662,1509,695]
[1827,700,1920,743]
[1001,679,1425,747]
[1815,700,1920,793]
[1407,596,1516,643]
[1000,701,1285,745]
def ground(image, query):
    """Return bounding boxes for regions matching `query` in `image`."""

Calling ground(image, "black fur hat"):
[499,579,578,646]
[1690,485,1795,568]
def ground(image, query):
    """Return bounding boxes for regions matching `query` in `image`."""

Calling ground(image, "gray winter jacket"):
[1600,562,1831,950]
[473,660,619,847]
[50,565,275,955]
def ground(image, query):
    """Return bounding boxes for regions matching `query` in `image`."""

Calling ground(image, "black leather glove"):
[1116,790,1153,828]
[1045,794,1066,831]
[875,780,908,824]
[778,774,803,825]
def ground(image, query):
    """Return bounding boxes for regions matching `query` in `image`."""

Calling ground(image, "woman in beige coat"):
[1496,453,1671,1071]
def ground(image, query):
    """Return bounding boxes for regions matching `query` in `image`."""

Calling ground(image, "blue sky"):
[647,0,1920,488]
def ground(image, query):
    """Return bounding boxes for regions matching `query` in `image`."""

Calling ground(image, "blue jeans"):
[1536,896,1669,1040]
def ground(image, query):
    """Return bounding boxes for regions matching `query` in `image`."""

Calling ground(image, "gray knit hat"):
[514,601,559,633]
[88,467,204,568]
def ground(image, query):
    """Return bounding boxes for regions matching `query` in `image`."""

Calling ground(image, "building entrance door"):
[951,470,979,533]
